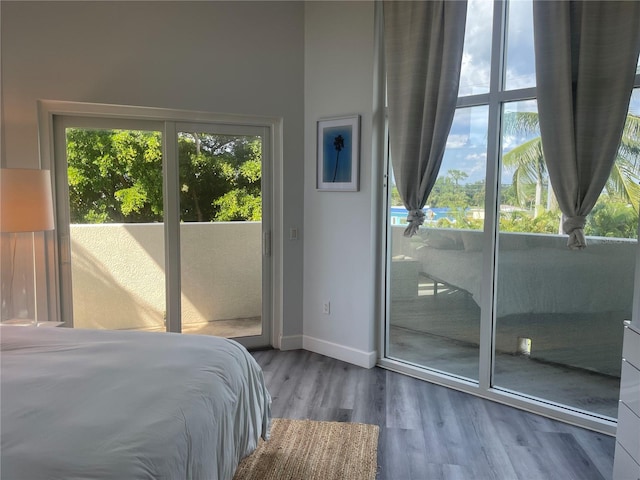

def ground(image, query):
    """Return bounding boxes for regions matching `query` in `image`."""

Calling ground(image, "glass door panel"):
[493,99,639,418]
[177,128,264,340]
[63,126,166,331]
[387,106,489,381]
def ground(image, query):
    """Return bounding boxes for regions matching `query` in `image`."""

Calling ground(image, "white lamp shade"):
[0,168,55,232]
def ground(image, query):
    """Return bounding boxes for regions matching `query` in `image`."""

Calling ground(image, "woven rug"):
[233,418,379,480]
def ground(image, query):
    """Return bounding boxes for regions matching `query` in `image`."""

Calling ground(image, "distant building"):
[389,206,453,226]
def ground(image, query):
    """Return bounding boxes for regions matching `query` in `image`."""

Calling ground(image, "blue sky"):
[436,0,640,186]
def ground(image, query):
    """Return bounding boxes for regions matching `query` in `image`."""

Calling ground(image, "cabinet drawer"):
[617,402,640,464]
[621,360,640,416]
[623,326,640,368]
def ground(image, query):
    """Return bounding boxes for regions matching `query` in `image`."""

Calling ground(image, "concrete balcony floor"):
[130,316,262,339]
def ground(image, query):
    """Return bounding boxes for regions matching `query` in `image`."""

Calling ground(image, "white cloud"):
[446,135,468,149]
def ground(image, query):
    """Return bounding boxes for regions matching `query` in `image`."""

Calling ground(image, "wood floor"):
[251,348,616,480]
[389,283,623,419]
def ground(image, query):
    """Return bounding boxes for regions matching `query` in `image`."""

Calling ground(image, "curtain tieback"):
[563,215,587,250]
[404,209,425,237]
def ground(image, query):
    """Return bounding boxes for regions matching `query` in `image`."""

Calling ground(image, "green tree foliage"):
[502,112,640,216]
[66,129,164,223]
[499,209,560,234]
[66,128,262,224]
[390,186,403,207]
[177,132,262,222]
[499,111,640,238]
[585,202,639,238]
[399,112,638,239]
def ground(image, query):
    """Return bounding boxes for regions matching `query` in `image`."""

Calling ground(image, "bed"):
[0,325,271,480]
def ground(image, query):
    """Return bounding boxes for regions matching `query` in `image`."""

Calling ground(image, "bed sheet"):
[0,326,271,480]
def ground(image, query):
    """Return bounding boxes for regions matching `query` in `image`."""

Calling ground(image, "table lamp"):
[1,168,55,325]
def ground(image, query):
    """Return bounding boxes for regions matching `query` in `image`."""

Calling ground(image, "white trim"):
[37,100,281,128]
[373,0,387,363]
[279,335,303,351]
[163,122,181,334]
[270,118,284,350]
[37,100,283,347]
[303,335,377,369]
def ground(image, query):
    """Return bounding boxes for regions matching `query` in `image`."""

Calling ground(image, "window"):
[383,0,639,431]
[41,102,280,351]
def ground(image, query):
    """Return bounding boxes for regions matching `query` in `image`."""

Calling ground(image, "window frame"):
[37,100,284,350]
[378,0,639,435]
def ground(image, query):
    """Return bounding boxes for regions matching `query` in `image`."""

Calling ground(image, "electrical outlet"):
[322,301,330,315]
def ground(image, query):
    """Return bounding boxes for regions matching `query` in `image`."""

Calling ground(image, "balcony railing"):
[69,222,262,332]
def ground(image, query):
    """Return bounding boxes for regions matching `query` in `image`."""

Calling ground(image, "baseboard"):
[279,334,303,350]
[302,335,377,369]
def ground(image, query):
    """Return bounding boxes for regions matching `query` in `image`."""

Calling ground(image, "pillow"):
[425,230,460,250]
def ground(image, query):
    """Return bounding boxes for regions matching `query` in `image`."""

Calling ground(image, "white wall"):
[2,1,381,364]
[303,1,377,367]
[1,1,304,339]
[70,223,262,330]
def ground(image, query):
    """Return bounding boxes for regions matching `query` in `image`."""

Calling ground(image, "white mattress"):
[0,326,271,480]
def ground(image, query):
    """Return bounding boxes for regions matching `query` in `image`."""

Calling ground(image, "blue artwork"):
[322,125,352,183]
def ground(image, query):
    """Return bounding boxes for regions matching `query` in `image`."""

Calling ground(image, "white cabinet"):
[614,323,640,480]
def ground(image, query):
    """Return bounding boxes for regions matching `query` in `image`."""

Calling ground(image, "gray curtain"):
[533,1,640,249]
[383,1,467,237]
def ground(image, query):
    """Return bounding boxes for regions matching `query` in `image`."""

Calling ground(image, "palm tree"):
[502,112,640,215]
[332,134,345,182]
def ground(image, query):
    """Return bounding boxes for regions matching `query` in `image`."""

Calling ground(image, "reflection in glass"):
[388,106,489,381]
[494,100,638,418]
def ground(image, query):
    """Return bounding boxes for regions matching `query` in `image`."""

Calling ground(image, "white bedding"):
[0,326,271,480]
[416,244,635,317]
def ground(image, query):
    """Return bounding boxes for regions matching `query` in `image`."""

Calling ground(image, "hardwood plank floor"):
[389,282,622,419]
[251,348,615,480]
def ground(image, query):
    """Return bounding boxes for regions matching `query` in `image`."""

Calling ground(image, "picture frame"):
[316,115,360,191]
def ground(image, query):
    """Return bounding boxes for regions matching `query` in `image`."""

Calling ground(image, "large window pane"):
[66,128,166,331]
[385,0,639,429]
[458,0,493,96]
[493,100,638,418]
[388,106,488,381]
[178,131,263,338]
[504,0,536,90]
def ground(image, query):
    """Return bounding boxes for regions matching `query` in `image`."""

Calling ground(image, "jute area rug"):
[233,418,379,480]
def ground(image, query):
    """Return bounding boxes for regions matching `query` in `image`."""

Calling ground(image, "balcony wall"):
[70,222,261,330]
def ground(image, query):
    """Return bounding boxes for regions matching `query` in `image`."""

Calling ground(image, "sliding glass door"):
[387,105,489,382]
[53,112,272,348]
[383,0,640,429]
[55,118,167,333]
[176,123,269,342]
[493,92,640,419]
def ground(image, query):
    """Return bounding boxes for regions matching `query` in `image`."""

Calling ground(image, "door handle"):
[263,231,271,257]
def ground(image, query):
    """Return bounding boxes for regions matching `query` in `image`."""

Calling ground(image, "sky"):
[433,0,640,187]
[439,0,537,185]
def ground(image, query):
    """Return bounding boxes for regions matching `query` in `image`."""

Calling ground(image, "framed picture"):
[316,115,360,191]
